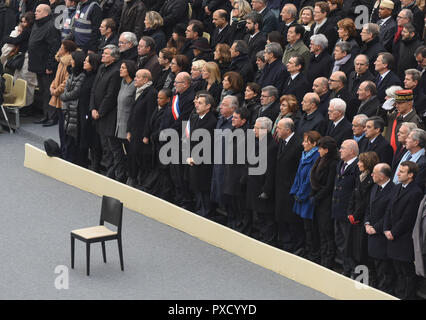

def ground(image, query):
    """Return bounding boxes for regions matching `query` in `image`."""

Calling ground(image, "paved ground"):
[0,115,331,300]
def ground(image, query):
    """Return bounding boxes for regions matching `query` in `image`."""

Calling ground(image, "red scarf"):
[394,26,403,44]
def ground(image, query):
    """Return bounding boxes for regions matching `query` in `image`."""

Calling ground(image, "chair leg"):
[101,241,107,263]
[71,235,75,269]
[86,243,91,276]
[117,238,124,271]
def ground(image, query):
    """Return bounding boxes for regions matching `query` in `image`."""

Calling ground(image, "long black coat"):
[89,61,121,137]
[344,174,374,263]
[228,54,254,84]
[324,117,353,148]
[359,37,386,74]
[365,181,395,260]
[296,108,327,136]
[28,14,61,74]
[360,134,393,166]
[118,0,146,40]
[246,133,278,214]
[77,71,97,149]
[281,72,309,103]
[223,123,249,197]
[257,100,281,124]
[274,134,303,223]
[306,51,333,86]
[210,24,235,49]
[332,159,359,222]
[187,111,218,192]
[127,85,158,154]
[243,31,267,69]
[310,156,339,227]
[159,0,189,37]
[257,58,289,94]
[384,182,424,262]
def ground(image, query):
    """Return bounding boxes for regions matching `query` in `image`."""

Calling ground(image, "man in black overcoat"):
[332,139,359,276]
[274,118,304,253]
[163,72,196,209]
[325,98,353,148]
[365,163,396,294]
[384,161,424,299]
[186,94,218,217]
[223,107,250,230]
[89,44,122,175]
[246,116,278,242]
[282,55,310,103]
[360,116,394,166]
[296,92,327,136]
[258,42,289,94]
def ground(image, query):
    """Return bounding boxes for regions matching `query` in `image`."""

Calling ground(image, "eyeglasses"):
[397,15,408,19]
[118,41,128,45]
[260,94,271,98]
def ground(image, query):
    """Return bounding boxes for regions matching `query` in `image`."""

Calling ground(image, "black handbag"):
[5,52,25,71]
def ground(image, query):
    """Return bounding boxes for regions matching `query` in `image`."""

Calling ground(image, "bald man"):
[332,139,359,276]
[210,9,234,48]
[126,69,158,187]
[29,4,61,124]
[296,92,327,136]
[165,71,196,209]
[313,77,331,117]
[275,117,304,253]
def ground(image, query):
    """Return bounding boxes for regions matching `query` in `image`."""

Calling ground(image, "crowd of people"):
[1,0,426,299]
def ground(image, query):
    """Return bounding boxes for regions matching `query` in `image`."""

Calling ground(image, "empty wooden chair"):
[71,195,124,276]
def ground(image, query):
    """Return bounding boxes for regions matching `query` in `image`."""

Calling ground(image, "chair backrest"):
[100,195,123,232]
[10,78,27,107]
[3,74,13,94]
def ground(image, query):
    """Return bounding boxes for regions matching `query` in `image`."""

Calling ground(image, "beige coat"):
[49,53,72,109]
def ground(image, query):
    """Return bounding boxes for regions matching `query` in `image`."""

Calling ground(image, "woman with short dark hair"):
[242,82,261,127]
[309,136,339,268]
[220,71,244,107]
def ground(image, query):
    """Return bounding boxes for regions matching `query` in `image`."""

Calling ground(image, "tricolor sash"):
[185,120,190,139]
[171,95,180,120]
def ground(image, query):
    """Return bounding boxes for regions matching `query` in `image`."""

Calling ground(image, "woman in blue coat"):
[290,130,321,261]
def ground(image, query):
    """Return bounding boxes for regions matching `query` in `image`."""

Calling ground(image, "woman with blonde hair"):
[231,0,252,40]
[191,59,207,93]
[298,6,314,31]
[143,11,166,53]
[201,61,223,105]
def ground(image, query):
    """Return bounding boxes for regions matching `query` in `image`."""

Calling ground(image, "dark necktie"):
[279,140,287,155]
[340,162,347,175]
[406,153,413,161]
[376,75,383,87]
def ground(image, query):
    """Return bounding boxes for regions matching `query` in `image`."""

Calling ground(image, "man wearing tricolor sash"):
[162,72,196,209]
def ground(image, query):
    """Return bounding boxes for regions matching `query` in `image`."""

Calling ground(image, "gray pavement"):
[0,118,331,300]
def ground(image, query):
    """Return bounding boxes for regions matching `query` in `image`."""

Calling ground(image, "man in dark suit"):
[391,123,417,176]
[325,98,353,148]
[308,1,338,55]
[392,128,426,193]
[228,40,255,84]
[352,114,369,150]
[278,3,298,48]
[251,0,278,34]
[332,139,359,276]
[274,117,304,253]
[347,54,376,117]
[328,71,352,120]
[257,42,289,93]
[210,9,234,49]
[186,93,218,217]
[257,85,281,123]
[374,52,403,103]
[312,77,331,117]
[365,163,396,294]
[98,18,119,55]
[360,116,394,166]
[296,92,327,136]
[377,0,397,52]
[243,12,267,69]
[306,33,333,86]
[181,20,204,62]
[356,81,381,118]
[359,23,386,74]
[164,72,196,209]
[223,107,250,230]
[384,161,424,299]
[282,55,310,103]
